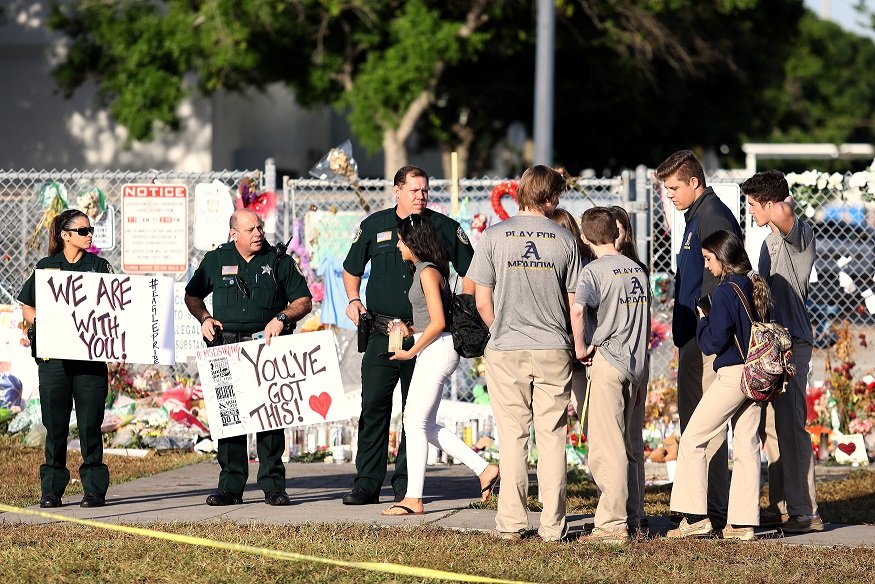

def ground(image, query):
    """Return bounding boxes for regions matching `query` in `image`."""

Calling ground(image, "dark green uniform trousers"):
[355,333,416,497]
[38,359,109,497]
[217,429,286,496]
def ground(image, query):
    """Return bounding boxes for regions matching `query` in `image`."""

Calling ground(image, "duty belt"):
[369,312,413,336]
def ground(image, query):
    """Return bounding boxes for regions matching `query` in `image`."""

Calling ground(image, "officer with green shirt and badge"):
[185,208,312,507]
[19,209,114,509]
[341,165,475,505]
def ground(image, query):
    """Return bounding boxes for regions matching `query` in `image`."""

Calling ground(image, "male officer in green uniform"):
[185,208,312,506]
[341,165,475,505]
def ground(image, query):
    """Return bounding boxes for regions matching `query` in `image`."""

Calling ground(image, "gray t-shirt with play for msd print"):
[575,253,651,386]
[467,215,581,351]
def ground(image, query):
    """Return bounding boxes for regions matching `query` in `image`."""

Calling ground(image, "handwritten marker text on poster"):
[47,272,132,360]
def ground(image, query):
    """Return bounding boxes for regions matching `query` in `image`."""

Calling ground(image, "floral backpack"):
[729,282,796,402]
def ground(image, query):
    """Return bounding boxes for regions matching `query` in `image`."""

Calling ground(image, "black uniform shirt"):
[343,207,474,320]
[185,242,311,334]
[18,251,114,307]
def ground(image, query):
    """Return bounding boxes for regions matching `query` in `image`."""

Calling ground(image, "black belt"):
[204,331,257,347]
[369,312,412,336]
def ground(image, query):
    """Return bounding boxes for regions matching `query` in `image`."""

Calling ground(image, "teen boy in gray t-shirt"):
[572,207,650,543]
[742,170,821,534]
[468,165,580,543]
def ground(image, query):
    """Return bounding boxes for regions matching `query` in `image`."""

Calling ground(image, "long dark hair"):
[609,206,647,272]
[700,230,771,319]
[48,209,88,256]
[397,214,449,279]
[550,207,594,263]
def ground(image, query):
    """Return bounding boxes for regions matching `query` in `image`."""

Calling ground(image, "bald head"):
[230,208,260,231]
[230,209,265,258]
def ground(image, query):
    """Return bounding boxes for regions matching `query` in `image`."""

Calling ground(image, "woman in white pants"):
[382,214,499,516]
[668,230,771,541]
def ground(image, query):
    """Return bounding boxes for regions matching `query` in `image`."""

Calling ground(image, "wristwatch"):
[275,312,288,324]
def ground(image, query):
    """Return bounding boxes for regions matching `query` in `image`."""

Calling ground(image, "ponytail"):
[48,209,87,255]
[749,271,772,321]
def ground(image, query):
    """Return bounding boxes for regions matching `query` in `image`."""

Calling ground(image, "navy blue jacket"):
[696,274,757,370]
[673,188,742,347]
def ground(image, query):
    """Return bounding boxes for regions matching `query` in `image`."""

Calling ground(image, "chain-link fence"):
[279,174,632,402]
[3,165,873,405]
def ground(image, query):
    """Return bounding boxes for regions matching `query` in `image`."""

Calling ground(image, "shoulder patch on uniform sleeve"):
[106,263,115,274]
[456,226,469,245]
[352,227,362,243]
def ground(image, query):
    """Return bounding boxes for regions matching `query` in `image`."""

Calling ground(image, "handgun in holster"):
[357,311,374,353]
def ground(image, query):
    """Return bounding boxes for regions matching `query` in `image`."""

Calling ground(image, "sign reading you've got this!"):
[34,270,175,365]
[196,330,346,439]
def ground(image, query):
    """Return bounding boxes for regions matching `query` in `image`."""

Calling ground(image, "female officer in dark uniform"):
[18,209,114,508]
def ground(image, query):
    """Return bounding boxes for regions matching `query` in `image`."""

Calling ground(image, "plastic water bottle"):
[388,319,403,352]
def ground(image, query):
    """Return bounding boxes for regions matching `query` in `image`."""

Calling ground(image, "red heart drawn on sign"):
[309,392,332,420]
[837,442,856,456]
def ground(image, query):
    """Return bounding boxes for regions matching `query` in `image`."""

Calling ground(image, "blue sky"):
[804,0,874,37]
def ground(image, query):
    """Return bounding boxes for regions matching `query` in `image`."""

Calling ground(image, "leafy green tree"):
[760,11,875,152]
[48,0,497,179]
[422,0,806,175]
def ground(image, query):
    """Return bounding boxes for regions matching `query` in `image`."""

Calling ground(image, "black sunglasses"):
[64,226,95,236]
[235,277,251,299]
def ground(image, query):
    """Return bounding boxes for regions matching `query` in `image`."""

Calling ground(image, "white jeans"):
[404,332,488,498]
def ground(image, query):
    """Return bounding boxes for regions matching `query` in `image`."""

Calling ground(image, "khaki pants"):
[627,366,647,528]
[485,347,572,541]
[573,358,646,529]
[760,339,818,517]
[585,351,637,532]
[671,365,762,526]
[677,338,728,526]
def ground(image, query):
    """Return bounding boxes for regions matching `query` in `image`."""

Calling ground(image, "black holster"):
[357,311,374,353]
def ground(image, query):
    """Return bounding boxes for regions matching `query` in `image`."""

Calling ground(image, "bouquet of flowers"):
[848,160,875,202]
[784,170,844,217]
[309,140,369,212]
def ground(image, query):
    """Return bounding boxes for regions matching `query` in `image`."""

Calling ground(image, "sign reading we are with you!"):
[35,270,175,365]
[196,330,346,439]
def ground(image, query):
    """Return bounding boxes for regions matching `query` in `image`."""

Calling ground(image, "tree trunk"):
[382,130,408,203]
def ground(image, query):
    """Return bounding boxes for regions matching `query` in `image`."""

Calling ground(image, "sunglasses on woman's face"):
[65,226,95,236]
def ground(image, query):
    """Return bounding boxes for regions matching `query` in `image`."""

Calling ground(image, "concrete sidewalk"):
[2,459,873,547]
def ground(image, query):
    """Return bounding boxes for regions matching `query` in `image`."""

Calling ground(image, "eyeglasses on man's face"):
[64,226,95,236]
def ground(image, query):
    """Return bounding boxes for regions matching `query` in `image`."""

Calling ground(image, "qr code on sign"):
[218,389,241,426]
[210,357,231,383]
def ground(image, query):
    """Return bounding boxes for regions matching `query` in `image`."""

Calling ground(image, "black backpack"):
[450,282,490,358]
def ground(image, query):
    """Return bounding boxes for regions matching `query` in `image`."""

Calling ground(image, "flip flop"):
[381,504,424,516]
[481,475,500,502]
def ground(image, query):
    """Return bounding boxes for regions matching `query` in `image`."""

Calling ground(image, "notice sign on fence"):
[122,183,188,273]
[34,270,175,365]
[196,330,346,439]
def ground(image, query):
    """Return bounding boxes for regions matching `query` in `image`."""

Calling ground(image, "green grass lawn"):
[2,434,873,583]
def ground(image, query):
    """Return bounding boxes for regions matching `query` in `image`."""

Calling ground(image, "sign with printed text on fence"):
[34,270,175,365]
[121,183,188,273]
[196,330,346,439]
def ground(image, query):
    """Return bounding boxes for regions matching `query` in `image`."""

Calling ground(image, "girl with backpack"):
[382,214,499,516]
[668,230,771,541]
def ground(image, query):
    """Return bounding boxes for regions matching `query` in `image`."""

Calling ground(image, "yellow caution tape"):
[0,504,536,584]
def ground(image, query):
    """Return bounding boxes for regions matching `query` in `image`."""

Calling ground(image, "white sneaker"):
[667,517,713,539]
[721,525,755,541]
